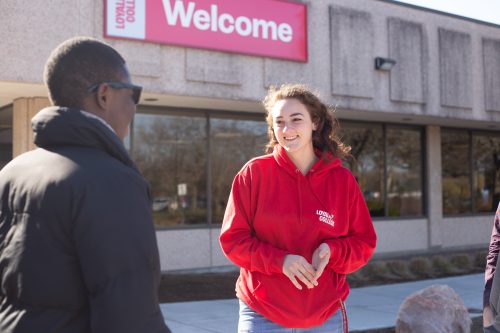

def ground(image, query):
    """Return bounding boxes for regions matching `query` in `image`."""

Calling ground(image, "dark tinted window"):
[341,122,424,217]
[211,118,267,224]
[441,129,471,215]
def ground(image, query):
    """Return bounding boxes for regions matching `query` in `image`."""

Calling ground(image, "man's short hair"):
[43,37,127,108]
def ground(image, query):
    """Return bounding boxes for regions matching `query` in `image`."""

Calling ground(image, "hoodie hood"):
[32,106,136,170]
[272,144,343,223]
[272,144,342,177]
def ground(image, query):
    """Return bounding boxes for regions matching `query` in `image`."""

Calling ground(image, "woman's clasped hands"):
[282,243,331,290]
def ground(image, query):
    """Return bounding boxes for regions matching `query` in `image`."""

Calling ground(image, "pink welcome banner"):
[104,0,308,62]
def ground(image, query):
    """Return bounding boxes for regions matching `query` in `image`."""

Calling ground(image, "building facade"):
[1,0,500,271]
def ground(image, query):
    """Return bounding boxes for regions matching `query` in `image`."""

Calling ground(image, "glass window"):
[132,110,427,226]
[341,122,424,218]
[386,128,423,216]
[441,129,471,215]
[341,123,385,217]
[473,134,500,212]
[131,110,267,228]
[0,106,12,170]
[211,118,268,224]
[132,113,208,227]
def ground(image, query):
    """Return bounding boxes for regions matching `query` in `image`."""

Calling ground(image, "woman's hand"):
[282,254,318,290]
[312,243,331,283]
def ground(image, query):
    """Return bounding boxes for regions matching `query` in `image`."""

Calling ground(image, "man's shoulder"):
[5,147,135,183]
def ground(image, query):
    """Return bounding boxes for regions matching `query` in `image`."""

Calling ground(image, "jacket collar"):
[32,106,137,170]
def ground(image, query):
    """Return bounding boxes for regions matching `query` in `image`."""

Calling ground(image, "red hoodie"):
[220,145,377,328]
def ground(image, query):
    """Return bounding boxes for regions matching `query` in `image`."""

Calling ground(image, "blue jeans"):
[238,300,345,333]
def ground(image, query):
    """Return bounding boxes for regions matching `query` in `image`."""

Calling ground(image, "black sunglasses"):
[88,81,142,104]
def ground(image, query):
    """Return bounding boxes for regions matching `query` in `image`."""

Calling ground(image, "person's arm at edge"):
[484,203,500,327]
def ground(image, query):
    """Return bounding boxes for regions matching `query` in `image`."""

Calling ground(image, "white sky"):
[391,0,500,25]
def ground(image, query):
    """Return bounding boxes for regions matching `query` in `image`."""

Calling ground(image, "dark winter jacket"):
[0,107,170,333]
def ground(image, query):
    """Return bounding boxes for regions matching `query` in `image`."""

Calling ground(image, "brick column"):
[13,97,50,157]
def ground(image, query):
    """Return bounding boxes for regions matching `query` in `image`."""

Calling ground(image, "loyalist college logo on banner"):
[105,0,308,62]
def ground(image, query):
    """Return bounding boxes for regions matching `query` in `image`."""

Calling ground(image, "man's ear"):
[96,83,108,110]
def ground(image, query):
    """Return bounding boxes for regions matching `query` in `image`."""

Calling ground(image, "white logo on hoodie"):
[316,210,334,227]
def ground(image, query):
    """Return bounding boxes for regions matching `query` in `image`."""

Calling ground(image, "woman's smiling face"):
[271,98,317,158]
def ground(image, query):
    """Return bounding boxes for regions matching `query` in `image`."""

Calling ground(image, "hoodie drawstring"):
[296,169,303,224]
[339,299,348,333]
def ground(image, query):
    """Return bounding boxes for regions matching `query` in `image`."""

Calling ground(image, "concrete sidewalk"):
[160,273,484,332]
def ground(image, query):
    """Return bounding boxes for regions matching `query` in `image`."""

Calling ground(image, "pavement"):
[160,273,484,332]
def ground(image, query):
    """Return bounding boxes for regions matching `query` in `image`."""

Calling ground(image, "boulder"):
[395,284,471,333]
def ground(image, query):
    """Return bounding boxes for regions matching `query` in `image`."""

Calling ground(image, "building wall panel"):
[210,228,232,267]
[186,50,243,86]
[388,18,426,104]
[439,28,473,109]
[0,0,94,83]
[442,216,492,248]
[483,38,500,112]
[330,6,374,99]
[373,219,428,254]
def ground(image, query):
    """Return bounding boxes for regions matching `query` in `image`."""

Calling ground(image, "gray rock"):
[395,284,471,333]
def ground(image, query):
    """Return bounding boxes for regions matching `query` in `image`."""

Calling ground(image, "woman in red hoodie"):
[220,84,376,332]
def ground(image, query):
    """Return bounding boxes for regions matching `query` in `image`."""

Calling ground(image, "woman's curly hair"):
[263,84,350,161]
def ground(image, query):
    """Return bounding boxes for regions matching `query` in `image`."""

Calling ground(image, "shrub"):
[347,269,369,287]
[408,257,433,278]
[475,251,487,269]
[450,253,472,271]
[353,264,372,281]
[386,260,415,279]
[431,255,455,276]
[365,261,391,278]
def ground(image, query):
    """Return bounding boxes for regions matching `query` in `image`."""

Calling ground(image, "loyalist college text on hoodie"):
[220,145,376,328]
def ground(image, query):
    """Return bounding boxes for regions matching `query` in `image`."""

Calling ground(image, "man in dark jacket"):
[0,37,171,333]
